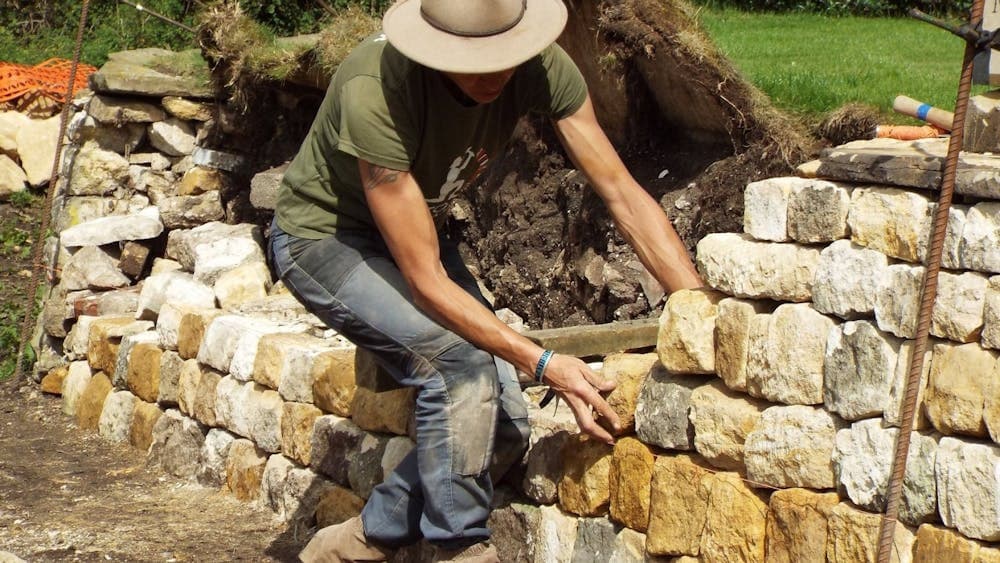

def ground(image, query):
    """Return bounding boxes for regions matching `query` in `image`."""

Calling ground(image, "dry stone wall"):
[28,50,1000,561]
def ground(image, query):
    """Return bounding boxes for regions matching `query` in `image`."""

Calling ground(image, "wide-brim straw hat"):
[382,0,568,73]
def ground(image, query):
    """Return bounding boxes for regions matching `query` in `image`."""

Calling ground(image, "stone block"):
[743,176,796,242]
[177,308,222,360]
[885,341,933,430]
[119,241,152,279]
[599,352,658,435]
[689,380,768,471]
[933,271,988,343]
[215,262,272,311]
[281,402,322,466]
[489,502,578,562]
[766,488,839,563]
[62,361,93,416]
[136,271,215,321]
[824,320,902,420]
[157,350,183,406]
[214,375,253,438]
[77,372,113,431]
[0,153,26,199]
[959,202,1000,274]
[159,191,226,230]
[149,409,207,478]
[197,428,237,488]
[88,94,165,123]
[61,246,130,291]
[225,438,268,502]
[245,383,284,453]
[696,233,820,302]
[634,364,706,451]
[310,415,363,486]
[155,302,192,352]
[656,288,724,374]
[983,276,1000,349]
[826,502,915,563]
[348,432,392,499]
[936,436,1000,542]
[253,332,330,393]
[714,297,772,392]
[126,342,161,403]
[646,455,714,556]
[965,90,1000,154]
[558,434,613,517]
[61,208,162,251]
[129,400,163,452]
[178,166,223,196]
[522,407,575,505]
[87,316,154,375]
[16,115,58,187]
[249,162,287,210]
[192,366,222,427]
[746,303,837,405]
[700,472,768,563]
[787,179,852,243]
[813,240,890,319]
[282,467,335,526]
[165,222,263,273]
[310,346,358,415]
[112,330,160,389]
[177,359,200,417]
[67,140,130,196]
[148,117,195,156]
[912,523,1000,562]
[197,314,271,375]
[848,186,933,263]
[609,437,654,532]
[162,96,213,121]
[262,454,296,519]
[925,342,995,437]
[744,405,843,489]
[98,390,137,443]
[315,485,366,529]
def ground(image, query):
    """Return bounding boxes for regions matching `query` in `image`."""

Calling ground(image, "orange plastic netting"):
[0,58,96,104]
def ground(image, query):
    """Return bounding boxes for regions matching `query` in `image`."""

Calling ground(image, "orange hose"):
[875,124,946,140]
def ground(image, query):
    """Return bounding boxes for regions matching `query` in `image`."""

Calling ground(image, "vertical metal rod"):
[875,1,984,560]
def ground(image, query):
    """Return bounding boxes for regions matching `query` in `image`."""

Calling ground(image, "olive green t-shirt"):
[274,32,588,238]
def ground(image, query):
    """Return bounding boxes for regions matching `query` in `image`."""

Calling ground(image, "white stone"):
[984,276,1000,349]
[931,270,988,343]
[824,320,901,420]
[64,315,98,360]
[656,288,722,374]
[15,115,59,186]
[135,271,215,320]
[714,298,772,392]
[847,187,933,263]
[283,467,335,526]
[743,177,795,242]
[60,246,130,291]
[936,436,1000,541]
[832,419,937,525]
[264,338,338,403]
[193,235,267,286]
[884,341,933,430]
[214,376,254,439]
[0,154,27,199]
[155,302,193,351]
[197,315,261,374]
[262,454,296,519]
[812,240,889,319]
[246,383,284,453]
[942,205,967,270]
[148,117,196,156]
[228,320,305,383]
[744,405,842,489]
[746,303,836,405]
[0,110,30,154]
[875,264,924,339]
[959,202,1000,274]
[196,427,237,488]
[60,206,163,248]
[535,504,579,562]
[61,361,93,416]
[67,140,130,196]
[98,390,138,443]
[787,179,852,243]
[166,221,264,275]
[696,233,820,302]
[112,330,160,388]
[215,262,272,310]
[689,381,768,471]
[88,95,165,123]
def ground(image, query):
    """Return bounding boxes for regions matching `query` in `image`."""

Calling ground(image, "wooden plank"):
[522,318,659,358]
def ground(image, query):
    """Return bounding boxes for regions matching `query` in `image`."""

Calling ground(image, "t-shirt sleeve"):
[539,44,589,120]
[335,75,415,171]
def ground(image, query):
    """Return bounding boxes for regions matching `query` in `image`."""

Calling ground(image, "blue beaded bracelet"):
[535,349,554,382]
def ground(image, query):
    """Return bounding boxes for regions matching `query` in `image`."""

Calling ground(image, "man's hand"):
[541,353,621,444]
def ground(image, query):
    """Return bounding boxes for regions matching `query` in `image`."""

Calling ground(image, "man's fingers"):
[565,394,616,445]
[580,385,621,432]
[582,366,617,393]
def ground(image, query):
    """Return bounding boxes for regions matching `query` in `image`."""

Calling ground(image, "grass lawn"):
[696,8,991,123]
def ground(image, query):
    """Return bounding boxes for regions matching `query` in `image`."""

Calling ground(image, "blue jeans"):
[268,222,530,548]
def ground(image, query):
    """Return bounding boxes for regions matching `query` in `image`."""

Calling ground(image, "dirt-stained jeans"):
[268,221,530,549]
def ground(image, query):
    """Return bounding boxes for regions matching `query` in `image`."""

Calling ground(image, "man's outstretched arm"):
[553,96,704,294]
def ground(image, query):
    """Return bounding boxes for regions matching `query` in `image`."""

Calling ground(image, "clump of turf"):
[817,102,881,146]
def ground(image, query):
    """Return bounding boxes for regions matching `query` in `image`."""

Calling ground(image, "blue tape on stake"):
[916,104,932,121]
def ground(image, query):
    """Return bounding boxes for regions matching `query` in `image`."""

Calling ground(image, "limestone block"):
[16,115,59,186]
[61,246,130,291]
[744,405,843,489]
[196,428,236,488]
[715,297,772,392]
[746,303,836,405]
[282,467,335,526]
[254,332,328,393]
[832,419,938,525]
[599,352,658,435]
[129,152,171,171]
[136,271,215,321]
[214,375,253,438]
[149,409,207,478]
[229,320,305,383]
[936,436,1000,541]
[148,117,196,156]
[55,196,115,231]
[156,302,195,351]
[572,518,649,563]
[177,166,223,196]
[983,276,1000,349]
[197,314,273,375]
[192,366,222,428]
[88,316,153,374]
[177,308,222,360]
[558,434,613,517]
[245,384,283,452]
[700,471,768,563]
[281,402,322,466]
[98,390,137,443]
[310,415,363,486]
[696,233,820,302]
[824,320,901,420]
[61,206,162,248]
[646,454,713,556]
[189,231,267,286]
[67,140,130,196]
[848,186,933,263]
[522,409,576,505]
[0,154,27,199]
[925,342,995,437]
[62,361,93,416]
[826,502,915,563]
[315,485,366,529]
[0,110,29,153]
[965,90,1000,154]
[348,432,392,499]
[689,380,768,471]
[77,372,113,431]
[110,330,159,389]
[158,192,224,231]
[743,177,799,242]
[787,179,852,243]
[249,162,287,210]
[885,341,933,430]
[634,365,706,451]
[656,288,723,374]
[158,350,183,405]
[151,258,183,275]
[262,454,295,518]
[932,271,988,343]
[70,287,141,320]
[162,96,213,121]
[942,205,968,270]
[127,342,161,403]
[225,438,268,502]
[609,437,653,532]
[959,202,1000,274]
[165,222,264,273]
[912,523,998,562]
[310,346,358,415]
[172,359,200,415]
[41,366,67,395]
[381,436,414,480]
[214,262,271,310]
[489,503,578,563]
[129,400,163,452]
[875,264,925,339]
[766,488,840,563]
[88,94,165,123]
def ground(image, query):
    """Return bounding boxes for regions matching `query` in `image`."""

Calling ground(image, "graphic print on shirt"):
[427,147,489,218]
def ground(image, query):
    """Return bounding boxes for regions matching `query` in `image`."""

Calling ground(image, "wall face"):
[31,54,1000,562]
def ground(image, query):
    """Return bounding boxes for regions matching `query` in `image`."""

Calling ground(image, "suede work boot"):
[432,542,500,563]
[299,516,394,563]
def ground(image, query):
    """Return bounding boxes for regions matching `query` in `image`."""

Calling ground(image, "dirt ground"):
[0,378,306,562]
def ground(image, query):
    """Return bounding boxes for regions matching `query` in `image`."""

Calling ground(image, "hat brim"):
[383,0,568,73]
